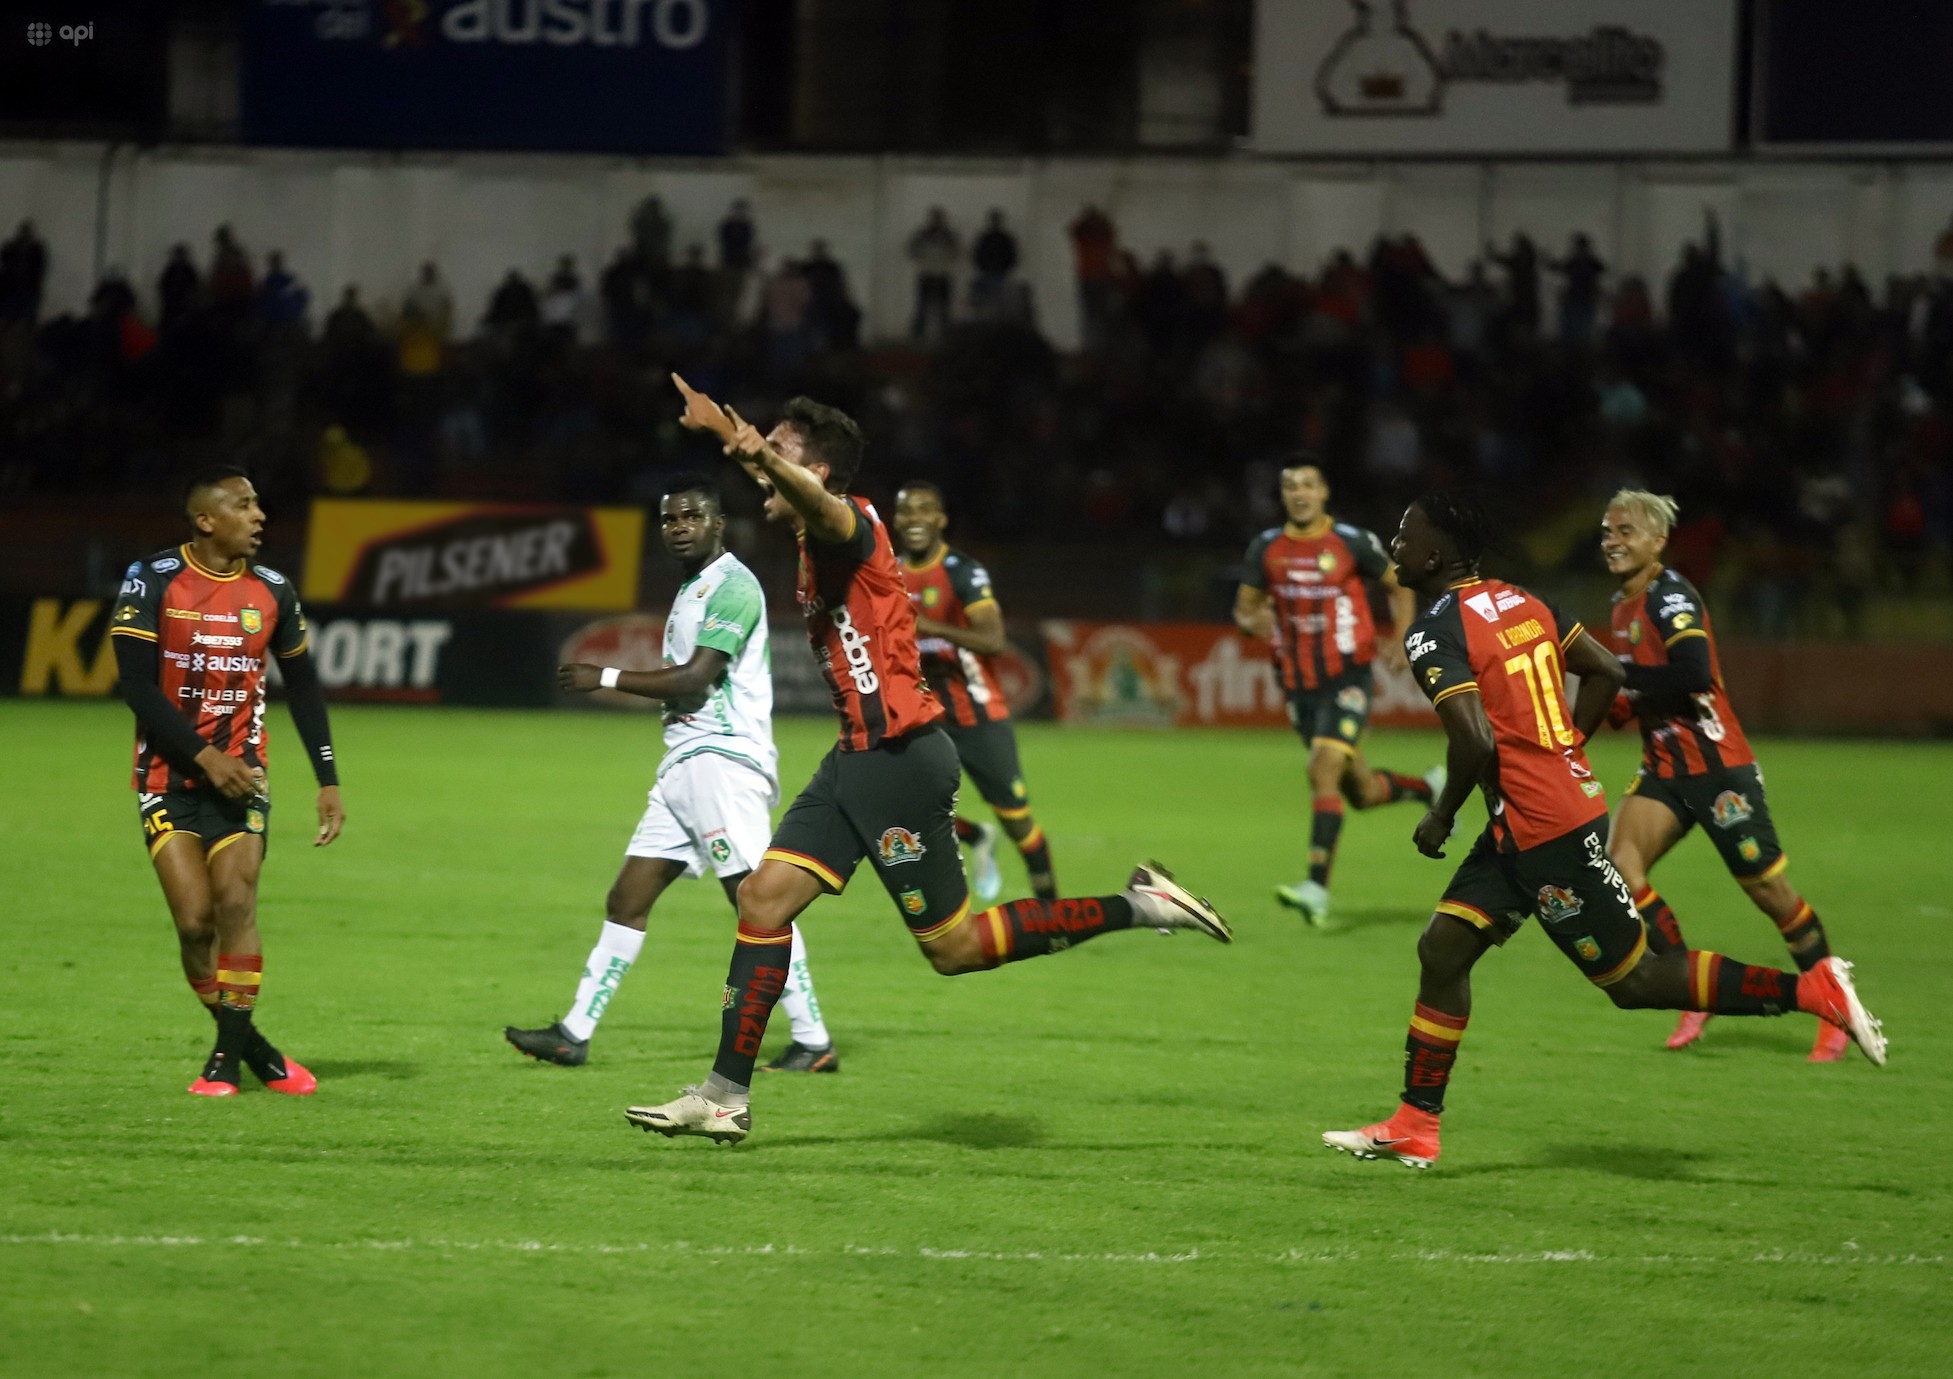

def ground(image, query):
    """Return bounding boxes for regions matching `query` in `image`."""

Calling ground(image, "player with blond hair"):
[1601,489,1860,1061]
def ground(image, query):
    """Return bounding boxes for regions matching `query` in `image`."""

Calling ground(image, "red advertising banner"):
[1040,621,1438,730]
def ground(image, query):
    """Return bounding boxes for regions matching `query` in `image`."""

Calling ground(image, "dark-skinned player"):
[504,474,837,1072]
[623,378,1233,1145]
[1323,493,1885,1169]
[893,480,1056,904]
[1600,489,1854,1061]
[109,466,344,1097]
[1235,458,1438,925]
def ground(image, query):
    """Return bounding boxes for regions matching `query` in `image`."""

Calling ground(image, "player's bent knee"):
[1600,965,1659,1010]
[1416,916,1479,977]
[919,926,988,976]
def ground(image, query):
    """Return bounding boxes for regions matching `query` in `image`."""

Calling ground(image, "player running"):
[1600,490,1854,1061]
[894,480,1055,905]
[1323,493,1884,1170]
[624,378,1233,1144]
[1234,458,1438,924]
[109,466,344,1097]
[505,475,839,1073]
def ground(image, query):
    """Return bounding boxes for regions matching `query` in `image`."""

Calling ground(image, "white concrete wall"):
[4,141,1952,348]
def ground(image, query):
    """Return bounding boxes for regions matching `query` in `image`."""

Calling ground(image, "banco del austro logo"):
[1315,0,1665,117]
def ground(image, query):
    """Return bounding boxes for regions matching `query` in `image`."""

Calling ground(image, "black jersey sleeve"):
[1339,523,1393,581]
[113,631,211,770]
[945,552,998,610]
[1645,572,1710,649]
[259,564,312,659]
[1405,598,1476,706]
[808,496,881,565]
[1238,529,1277,590]
[107,552,168,646]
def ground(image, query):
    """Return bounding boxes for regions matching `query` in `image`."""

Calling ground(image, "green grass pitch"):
[1,701,1948,1378]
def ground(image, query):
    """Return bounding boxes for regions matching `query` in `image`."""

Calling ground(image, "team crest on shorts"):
[878,827,926,866]
[900,888,926,915]
[1712,791,1753,828]
[1011,779,1027,800]
[1339,716,1360,738]
[709,837,732,864]
[1738,837,1761,863]
[1536,885,1584,924]
[1336,686,1367,712]
[1573,935,1602,962]
[240,607,263,635]
[246,808,266,833]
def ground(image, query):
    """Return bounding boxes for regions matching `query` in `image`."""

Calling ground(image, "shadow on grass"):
[762,1112,1048,1152]
[1538,1143,1711,1180]
[310,1060,420,1081]
[1303,906,1431,935]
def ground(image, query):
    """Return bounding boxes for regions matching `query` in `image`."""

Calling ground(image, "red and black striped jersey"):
[1408,577,1608,852]
[108,544,311,794]
[902,545,1008,729]
[797,498,943,751]
[1610,567,1754,778]
[1240,517,1393,691]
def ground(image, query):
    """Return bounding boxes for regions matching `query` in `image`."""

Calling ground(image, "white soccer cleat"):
[1275,879,1331,927]
[1124,862,1232,943]
[1802,956,1887,1068]
[625,1087,752,1144]
[969,821,1004,905]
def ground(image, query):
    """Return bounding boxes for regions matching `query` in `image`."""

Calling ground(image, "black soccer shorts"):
[1433,819,1648,990]
[1626,762,1785,881]
[764,725,974,941]
[1286,667,1374,755]
[138,786,270,858]
[944,717,1032,819]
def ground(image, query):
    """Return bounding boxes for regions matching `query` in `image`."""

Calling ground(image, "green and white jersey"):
[658,551,776,787]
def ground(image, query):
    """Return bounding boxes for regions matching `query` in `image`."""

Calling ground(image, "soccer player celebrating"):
[505,475,839,1073]
[1323,493,1884,1169]
[894,480,1055,905]
[1235,458,1438,924]
[109,466,343,1097]
[624,378,1233,1144]
[1600,490,1854,1061]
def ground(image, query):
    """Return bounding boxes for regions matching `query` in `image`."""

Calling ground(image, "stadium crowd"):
[1,203,1948,632]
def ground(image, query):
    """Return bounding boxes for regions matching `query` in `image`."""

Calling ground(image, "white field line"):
[0,1233,1942,1267]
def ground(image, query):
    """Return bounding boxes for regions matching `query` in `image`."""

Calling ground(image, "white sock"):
[779,922,831,1049]
[560,920,646,1042]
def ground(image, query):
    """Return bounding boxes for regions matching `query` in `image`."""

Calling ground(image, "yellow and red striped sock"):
[1012,824,1057,900]
[710,922,792,1088]
[188,975,220,1019]
[1684,950,1799,1016]
[216,953,262,1012]
[1771,898,1831,971]
[1635,887,1687,954]
[975,895,1133,967]
[1402,1002,1468,1113]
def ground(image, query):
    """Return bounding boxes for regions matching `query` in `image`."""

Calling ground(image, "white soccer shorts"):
[625,752,778,878]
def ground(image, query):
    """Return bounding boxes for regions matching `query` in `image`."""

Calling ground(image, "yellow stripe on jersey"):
[1431,682,1479,706]
[1663,628,1709,648]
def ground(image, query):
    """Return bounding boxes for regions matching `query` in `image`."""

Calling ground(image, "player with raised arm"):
[109,466,344,1097]
[1234,459,1439,924]
[1600,490,1854,1061]
[894,480,1055,905]
[1323,493,1884,1170]
[505,474,838,1073]
[623,378,1233,1144]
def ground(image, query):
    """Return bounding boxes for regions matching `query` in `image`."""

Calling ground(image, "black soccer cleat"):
[241,1027,317,1095]
[505,1021,589,1067]
[760,1041,839,1073]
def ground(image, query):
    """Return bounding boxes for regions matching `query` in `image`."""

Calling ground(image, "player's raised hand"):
[558,662,602,693]
[314,784,344,847]
[672,373,736,443]
[1412,809,1453,859]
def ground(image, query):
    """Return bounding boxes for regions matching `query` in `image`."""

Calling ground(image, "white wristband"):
[599,666,621,689]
